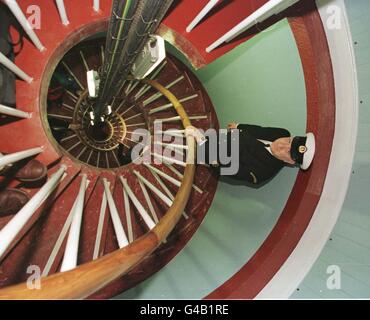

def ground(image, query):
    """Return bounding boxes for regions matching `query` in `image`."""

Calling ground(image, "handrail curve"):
[0,79,196,299]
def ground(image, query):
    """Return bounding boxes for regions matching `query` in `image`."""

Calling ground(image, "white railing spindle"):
[123,188,134,243]
[60,175,88,272]
[186,0,220,33]
[43,179,89,276]
[92,182,109,260]
[55,0,70,25]
[0,104,31,119]
[0,147,43,169]
[93,0,100,12]
[3,0,45,51]
[0,165,66,260]
[0,52,33,83]
[103,178,129,248]
[206,0,300,52]
[119,177,156,230]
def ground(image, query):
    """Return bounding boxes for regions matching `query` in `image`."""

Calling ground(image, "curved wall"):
[291,0,370,299]
[116,19,306,299]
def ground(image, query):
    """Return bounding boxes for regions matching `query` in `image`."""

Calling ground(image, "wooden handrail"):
[0,79,196,299]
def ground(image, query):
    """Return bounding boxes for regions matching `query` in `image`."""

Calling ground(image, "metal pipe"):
[119,177,156,230]
[55,0,70,25]
[60,175,88,272]
[0,166,66,260]
[0,104,31,119]
[0,147,43,169]
[103,178,129,248]
[3,0,45,51]
[186,0,220,33]
[206,0,299,52]
[0,52,33,83]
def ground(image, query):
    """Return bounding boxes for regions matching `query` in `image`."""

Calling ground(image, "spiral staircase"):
[0,0,362,300]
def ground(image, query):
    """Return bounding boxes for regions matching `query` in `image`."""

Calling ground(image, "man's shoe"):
[15,159,47,182]
[0,188,30,216]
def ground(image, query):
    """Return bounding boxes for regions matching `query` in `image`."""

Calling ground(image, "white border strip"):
[256,0,359,299]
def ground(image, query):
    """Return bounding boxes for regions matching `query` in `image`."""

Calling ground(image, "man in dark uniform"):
[198,122,315,187]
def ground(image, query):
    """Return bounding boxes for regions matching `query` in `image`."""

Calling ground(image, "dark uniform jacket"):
[232,124,291,186]
[202,124,291,186]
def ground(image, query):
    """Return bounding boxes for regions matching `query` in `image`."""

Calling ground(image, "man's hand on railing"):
[185,126,206,145]
[227,122,238,130]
